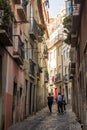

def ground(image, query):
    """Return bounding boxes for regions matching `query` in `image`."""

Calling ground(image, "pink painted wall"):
[4,56,24,130]
[4,1,25,130]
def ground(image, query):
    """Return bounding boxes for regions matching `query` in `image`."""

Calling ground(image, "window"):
[29,43,33,59]
[24,40,28,60]
[65,66,67,75]
[50,52,52,61]
[66,49,69,58]
[53,49,56,59]
[30,3,33,18]
[25,80,28,96]
[63,50,65,60]
[58,46,61,56]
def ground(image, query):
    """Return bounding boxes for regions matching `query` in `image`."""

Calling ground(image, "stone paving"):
[8,104,82,130]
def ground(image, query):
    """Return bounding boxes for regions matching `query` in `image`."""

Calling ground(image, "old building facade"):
[62,43,72,103]
[0,0,49,130]
[47,8,65,97]
[69,0,87,130]
[0,0,27,129]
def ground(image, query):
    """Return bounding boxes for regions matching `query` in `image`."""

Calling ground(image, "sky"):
[48,0,65,17]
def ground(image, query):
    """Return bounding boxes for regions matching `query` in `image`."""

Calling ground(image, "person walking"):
[55,87,58,103]
[47,93,53,113]
[57,93,63,113]
[62,94,66,112]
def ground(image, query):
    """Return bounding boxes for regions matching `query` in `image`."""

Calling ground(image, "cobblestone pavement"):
[8,104,82,130]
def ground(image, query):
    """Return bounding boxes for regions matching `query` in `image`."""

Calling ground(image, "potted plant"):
[0,0,14,32]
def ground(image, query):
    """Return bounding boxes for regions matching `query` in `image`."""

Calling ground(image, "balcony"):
[29,59,36,78]
[38,27,45,42]
[15,4,27,22]
[0,25,13,46]
[69,47,76,61]
[54,73,62,83]
[69,74,74,79]
[51,34,63,45]
[69,62,76,79]
[74,0,82,4]
[13,0,21,4]
[37,64,42,79]
[13,35,24,65]
[71,32,78,47]
[43,44,48,59]
[72,0,83,32]
[73,3,80,16]
[30,18,39,40]
[71,62,76,69]
[14,0,29,5]
[49,75,55,85]
[63,74,69,83]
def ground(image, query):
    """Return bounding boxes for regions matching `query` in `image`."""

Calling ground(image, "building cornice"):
[37,0,49,38]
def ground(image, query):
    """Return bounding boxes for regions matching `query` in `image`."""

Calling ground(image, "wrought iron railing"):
[0,24,13,40]
[54,73,62,82]
[30,17,39,39]
[63,74,69,82]
[29,59,36,76]
[51,34,63,44]
[13,35,24,60]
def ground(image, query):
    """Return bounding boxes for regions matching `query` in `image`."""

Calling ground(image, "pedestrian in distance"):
[62,94,66,112]
[57,92,63,113]
[55,87,58,103]
[47,93,53,113]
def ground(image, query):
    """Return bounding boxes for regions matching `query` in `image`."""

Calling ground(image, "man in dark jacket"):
[47,93,53,113]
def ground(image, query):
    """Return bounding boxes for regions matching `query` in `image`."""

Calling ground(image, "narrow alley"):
[0,0,87,130]
[8,104,82,130]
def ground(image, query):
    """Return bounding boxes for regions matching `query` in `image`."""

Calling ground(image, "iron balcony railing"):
[29,59,36,77]
[69,62,76,78]
[30,17,39,40]
[37,64,42,79]
[0,24,13,46]
[13,35,24,65]
[69,47,75,62]
[63,74,69,83]
[54,73,62,83]
[51,34,63,45]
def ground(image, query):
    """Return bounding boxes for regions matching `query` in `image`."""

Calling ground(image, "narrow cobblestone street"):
[8,104,82,130]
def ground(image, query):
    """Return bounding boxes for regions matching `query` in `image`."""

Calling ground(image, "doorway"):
[12,82,17,124]
[25,80,28,116]
[0,55,2,129]
[32,85,35,112]
[29,83,32,114]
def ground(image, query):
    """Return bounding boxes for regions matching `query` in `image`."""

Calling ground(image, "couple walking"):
[47,92,66,113]
[57,93,66,113]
